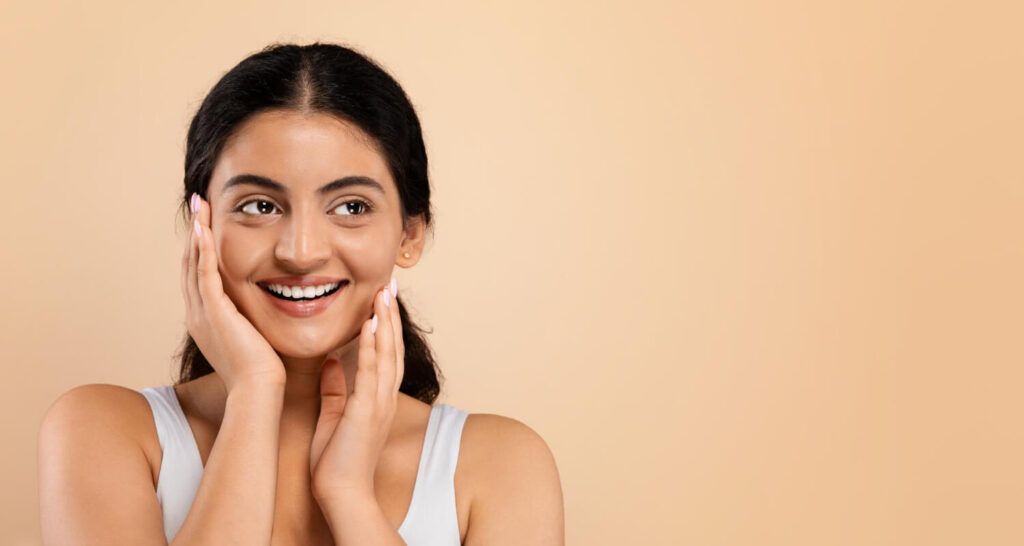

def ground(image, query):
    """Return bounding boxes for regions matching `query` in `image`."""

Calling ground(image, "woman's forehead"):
[210,110,392,196]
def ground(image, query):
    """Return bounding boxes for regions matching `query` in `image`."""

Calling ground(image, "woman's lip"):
[261,282,345,318]
[257,277,347,287]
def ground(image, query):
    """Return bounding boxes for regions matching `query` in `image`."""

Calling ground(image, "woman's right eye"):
[237,199,279,216]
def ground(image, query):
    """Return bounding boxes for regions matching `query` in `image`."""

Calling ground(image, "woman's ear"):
[397,214,426,266]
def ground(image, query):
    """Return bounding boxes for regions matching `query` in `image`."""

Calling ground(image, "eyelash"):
[233,198,374,217]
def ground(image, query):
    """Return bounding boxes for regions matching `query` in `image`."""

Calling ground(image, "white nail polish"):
[371,314,378,333]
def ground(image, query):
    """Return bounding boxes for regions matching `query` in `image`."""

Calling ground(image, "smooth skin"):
[38,109,564,545]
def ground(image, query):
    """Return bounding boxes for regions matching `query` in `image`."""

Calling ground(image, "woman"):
[38,42,564,545]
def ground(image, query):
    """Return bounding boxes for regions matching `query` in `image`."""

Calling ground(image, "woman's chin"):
[265,331,359,361]
[261,334,327,357]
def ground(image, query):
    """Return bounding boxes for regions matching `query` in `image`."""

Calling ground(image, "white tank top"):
[139,385,469,545]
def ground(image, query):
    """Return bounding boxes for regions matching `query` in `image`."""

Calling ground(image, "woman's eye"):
[237,200,279,216]
[234,199,373,217]
[332,199,373,217]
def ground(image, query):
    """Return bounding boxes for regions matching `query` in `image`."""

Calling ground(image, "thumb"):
[318,357,347,420]
[311,358,346,473]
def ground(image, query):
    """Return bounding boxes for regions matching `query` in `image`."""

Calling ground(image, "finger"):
[311,358,346,472]
[385,278,402,392]
[319,357,347,407]
[187,198,201,312]
[355,311,378,405]
[181,203,191,309]
[315,359,347,431]
[376,286,396,400]
[194,196,226,306]
[389,278,405,391]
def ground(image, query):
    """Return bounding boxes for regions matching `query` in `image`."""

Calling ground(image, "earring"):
[403,252,410,258]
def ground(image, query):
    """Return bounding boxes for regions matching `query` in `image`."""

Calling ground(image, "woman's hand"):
[310,278,404,504]
[184,193,287,394]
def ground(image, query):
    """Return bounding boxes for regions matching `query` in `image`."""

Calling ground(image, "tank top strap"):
[139,385,204,544]
[139,386,203,466]
[421,404,471,485]
[398,403,470,542]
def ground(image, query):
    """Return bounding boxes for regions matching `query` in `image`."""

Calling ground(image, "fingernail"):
[193,219,201,237]
[383,288,390,307]
[371,313,378,333]
[390,275,398,298]
[190,192,199,213]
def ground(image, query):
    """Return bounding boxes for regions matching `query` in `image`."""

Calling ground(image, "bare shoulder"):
[460,413,556,464]
[460,412,565,546]
[42,384,163,480]
[46,383,160,458]
[42,383,157,440]
[38,384,168,544]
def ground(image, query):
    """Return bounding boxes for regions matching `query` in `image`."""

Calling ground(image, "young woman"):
[38,42,564,545]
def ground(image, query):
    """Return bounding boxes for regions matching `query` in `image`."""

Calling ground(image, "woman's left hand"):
[310,278,404,504]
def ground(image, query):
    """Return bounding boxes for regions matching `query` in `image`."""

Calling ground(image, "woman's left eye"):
[237,199,279,216]
[331,199,373,216]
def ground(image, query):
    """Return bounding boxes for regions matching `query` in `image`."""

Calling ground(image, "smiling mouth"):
[258,281,349,301]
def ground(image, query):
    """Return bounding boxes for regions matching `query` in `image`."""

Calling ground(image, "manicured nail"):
[383,288,390,307]
[193,219,201,237]
[390,275,398,298]
[371,313,378,333]
[190,192,199,213]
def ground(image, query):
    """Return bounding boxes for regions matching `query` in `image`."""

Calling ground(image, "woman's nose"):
[274,214,331,269]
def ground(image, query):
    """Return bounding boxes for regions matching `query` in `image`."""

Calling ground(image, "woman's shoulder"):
[455,410,564,542]
[41,383,164,483]
[44,383,159,433]
[410,402,557,495]
[459,411,556,471]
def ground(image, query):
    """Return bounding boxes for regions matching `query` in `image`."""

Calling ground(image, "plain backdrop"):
[3,1,1023,544]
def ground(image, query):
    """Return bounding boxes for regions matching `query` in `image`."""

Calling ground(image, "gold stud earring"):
[403,252,410,258]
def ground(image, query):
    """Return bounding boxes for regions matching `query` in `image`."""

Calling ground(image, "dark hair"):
[171,42,442,404]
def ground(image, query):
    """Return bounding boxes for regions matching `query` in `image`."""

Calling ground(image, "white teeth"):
[266,282,339,300]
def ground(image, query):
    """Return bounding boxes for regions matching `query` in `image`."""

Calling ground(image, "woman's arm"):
[169,380,286,544]
[39,385,171,545]
[38,381,286,545]
[317,492,407,545]
[462,414,565,546]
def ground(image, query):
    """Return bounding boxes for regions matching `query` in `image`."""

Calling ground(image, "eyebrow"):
[221,173,386,197]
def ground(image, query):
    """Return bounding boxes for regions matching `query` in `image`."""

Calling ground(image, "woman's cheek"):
[216,229,271,303]
[336,233,394,278]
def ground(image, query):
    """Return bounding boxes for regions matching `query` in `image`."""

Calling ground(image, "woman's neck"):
[277,334,360,417]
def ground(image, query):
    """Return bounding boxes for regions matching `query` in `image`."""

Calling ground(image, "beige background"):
[3,1,1022,544]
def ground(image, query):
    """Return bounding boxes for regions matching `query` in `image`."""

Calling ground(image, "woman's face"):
[204,109,420,359]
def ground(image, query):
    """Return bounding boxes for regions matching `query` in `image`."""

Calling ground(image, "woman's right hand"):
[182,192,286,394]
